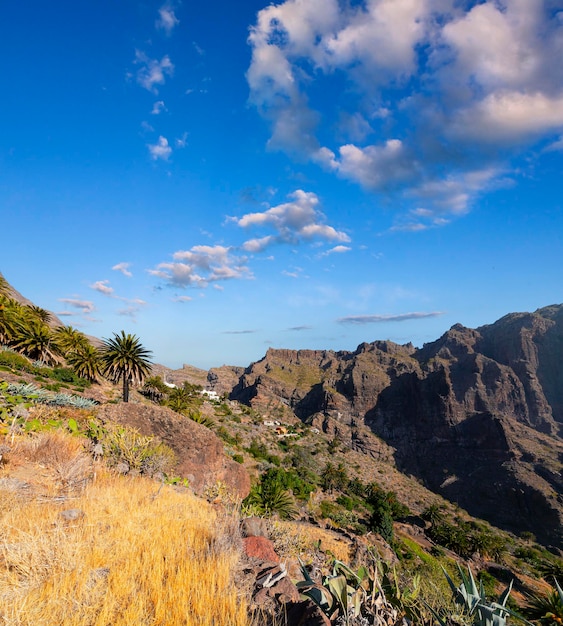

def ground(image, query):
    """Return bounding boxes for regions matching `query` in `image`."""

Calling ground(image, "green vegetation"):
[524,579,563,625]
[243,469,299,519]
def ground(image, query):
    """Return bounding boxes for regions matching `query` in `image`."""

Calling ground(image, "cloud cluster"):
[148,136,172,161]
[135,51,174,93]
[112,262,132,277]
[247,0,563,228]
[149,245,252,288]
[156,3,179,35]
[235,190,349,252]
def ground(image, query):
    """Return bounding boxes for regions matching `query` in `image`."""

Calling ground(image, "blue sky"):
[2,0,562,370]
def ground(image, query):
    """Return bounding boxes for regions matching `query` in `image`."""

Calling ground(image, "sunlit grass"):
[0,444,249,626]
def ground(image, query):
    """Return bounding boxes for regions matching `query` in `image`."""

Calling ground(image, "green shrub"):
[0,350,33,372]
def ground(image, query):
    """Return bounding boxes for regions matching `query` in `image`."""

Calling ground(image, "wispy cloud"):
[156,3,179,35]
[112,262,132,277]
[58,298,95,315]
[134,51,174,92]
[175,132,188,148]
[235,189,349,252]
[172,295,193,303]
[338,311,445,325]
[148,136,172,161]
[222,329,258,335]
[286,325,312,331]
[151,100,166,115]
[90,280,114,296]
[149,245,252,288]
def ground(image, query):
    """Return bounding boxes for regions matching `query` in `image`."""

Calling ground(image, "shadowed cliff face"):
[219,305,563,548]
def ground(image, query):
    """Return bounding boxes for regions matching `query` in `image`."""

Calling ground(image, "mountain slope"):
[213,305,563,549]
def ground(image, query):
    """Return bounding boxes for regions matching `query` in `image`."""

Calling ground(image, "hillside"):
[210,305,563,549]
[2,273,563,624]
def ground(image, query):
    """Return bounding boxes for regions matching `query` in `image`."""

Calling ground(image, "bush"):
[0,350,34,372]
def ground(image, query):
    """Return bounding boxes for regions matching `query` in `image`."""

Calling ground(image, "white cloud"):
[112,262,132,277]
[322,245,351,256]
[151,100,166,115]
[156,3,179,35]
[58,298,95,314]
[90,280,114,296]
[173,295,193,303]
[148,136,172,161]
[149,245,252,288]
[449,91,563,143]
[235,189,349,250]
[333,139,418,191]
[134,51,174,92]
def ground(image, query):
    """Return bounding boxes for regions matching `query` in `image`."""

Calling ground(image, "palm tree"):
[141,375,168,402]
[24,304,52,325]
[100,331,153,402]
[0,272,11,298]
[11,319,59,365]
[0,296,19,345]
[54,325,89,357]
[67,344,102,382]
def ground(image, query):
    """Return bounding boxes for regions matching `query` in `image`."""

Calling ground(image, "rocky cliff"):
[216,305,563,549]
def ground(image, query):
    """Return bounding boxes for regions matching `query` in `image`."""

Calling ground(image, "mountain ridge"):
[209,304,563,548]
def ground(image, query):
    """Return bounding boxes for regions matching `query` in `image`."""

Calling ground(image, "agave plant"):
[435,565,531,626]
[297,556,410,626]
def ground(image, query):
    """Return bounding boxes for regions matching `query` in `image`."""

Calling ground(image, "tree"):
[0,272,11,298]
[53,325,89,357]
[67,344,102,382]
[100,331,153,402]
[12,319,59,365]
[141,375,168,402]
[0,297,19,345]
[24,304,52,325]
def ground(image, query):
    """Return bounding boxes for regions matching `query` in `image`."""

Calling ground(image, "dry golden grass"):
[0,436,249,626]
[270,519,350,563]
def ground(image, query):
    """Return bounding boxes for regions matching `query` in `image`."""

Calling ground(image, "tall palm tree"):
[67,343,102,382]
[100,331,153,402]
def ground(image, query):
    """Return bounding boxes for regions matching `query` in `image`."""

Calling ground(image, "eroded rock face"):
[96,403,250,498]
[217,305,563,548]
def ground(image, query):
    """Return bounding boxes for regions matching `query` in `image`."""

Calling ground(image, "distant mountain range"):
[4,271,562,549]
[210,305,563,549]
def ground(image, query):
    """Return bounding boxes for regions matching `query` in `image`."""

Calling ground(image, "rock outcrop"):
[218,305,563,548]
[96,403,250,498]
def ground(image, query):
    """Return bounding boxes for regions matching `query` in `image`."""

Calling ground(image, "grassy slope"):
[0,432,248,626]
